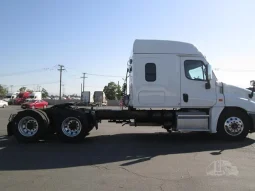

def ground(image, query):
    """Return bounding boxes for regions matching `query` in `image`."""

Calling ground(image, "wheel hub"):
[61,117,82,137]
[18,117,39,137]
[224,117,244,136]
[27,122,35,130]
[68,121,79,130]
[231,123,238,129]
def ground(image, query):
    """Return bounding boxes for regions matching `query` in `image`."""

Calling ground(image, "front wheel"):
[217,109,250,141]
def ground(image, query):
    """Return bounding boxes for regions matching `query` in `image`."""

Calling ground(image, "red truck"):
[15,92,31,105]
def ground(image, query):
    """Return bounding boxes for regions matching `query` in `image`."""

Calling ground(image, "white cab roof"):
[31,92,41,95]
[133,39,202,55]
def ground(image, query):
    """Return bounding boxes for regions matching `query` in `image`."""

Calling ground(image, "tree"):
[26,89,33,93]
[19,87,26,92]
[103,82,118,100]
[0,85,8,97]
[116,84,122,100]
[122,83,127,93]
[41,88,49,98]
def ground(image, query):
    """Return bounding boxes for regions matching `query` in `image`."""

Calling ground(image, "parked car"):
[0,100,8,108]
[21,100,48,109]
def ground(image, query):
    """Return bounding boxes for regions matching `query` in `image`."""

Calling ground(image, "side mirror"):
[249,80,255,98]
[205,64,212,89]
[207,64,212,80]
[250,80,255,87]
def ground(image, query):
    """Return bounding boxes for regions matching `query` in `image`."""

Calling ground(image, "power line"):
[0,67,57,78]
[58,65,65,100]
[10,85,13,92]
[6,81,59,87]
[67,72,124,78]
[69,67,255,76]
[86,73,124,78]
[5,80,104,89]
[214,68,255,72]
[1,65,254,79]
[37,85,41,91]
[64,67,124,78]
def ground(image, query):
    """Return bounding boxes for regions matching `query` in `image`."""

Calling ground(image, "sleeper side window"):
[145,63,156,82]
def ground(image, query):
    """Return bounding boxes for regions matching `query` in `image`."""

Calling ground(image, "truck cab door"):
[180,57,216,108]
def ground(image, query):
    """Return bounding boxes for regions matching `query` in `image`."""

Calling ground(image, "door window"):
[184,60,206,81]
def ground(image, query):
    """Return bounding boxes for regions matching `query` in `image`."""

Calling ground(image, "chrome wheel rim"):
[61,117,82,137]
[18,116,39,137]
[224,117,244,136]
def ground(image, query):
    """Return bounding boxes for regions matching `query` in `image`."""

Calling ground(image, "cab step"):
[176,111,210,131]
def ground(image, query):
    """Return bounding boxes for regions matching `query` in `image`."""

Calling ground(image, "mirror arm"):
[249,91,253,98]
[205,81,211,89]
[249,87,254,98]
[205,65,211,89]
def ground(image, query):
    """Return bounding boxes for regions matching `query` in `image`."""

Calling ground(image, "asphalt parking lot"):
[1,106,255,191]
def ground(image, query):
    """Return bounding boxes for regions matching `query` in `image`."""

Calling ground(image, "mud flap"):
[7,121,13,136]
[7,114,16,136]
[92,112,98,130]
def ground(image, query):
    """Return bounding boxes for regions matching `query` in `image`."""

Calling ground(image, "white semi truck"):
[26,92,42,101]
[3,92,19,103]
[6,39,255,143]
[81,91,91,106]
[91,91,107,106]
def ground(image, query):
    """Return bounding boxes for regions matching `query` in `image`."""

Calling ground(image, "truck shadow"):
[0,132,254,171]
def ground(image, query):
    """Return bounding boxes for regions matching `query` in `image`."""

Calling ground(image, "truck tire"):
[36,109,51,134]
[217,109,250,141]
[11,110,48,143]
[55,110,89,143]
[36,109,50,124]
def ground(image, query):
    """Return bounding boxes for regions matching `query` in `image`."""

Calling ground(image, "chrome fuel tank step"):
[176,111,209,131]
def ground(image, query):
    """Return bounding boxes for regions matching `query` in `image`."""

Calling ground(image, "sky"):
[0,0,255,95]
